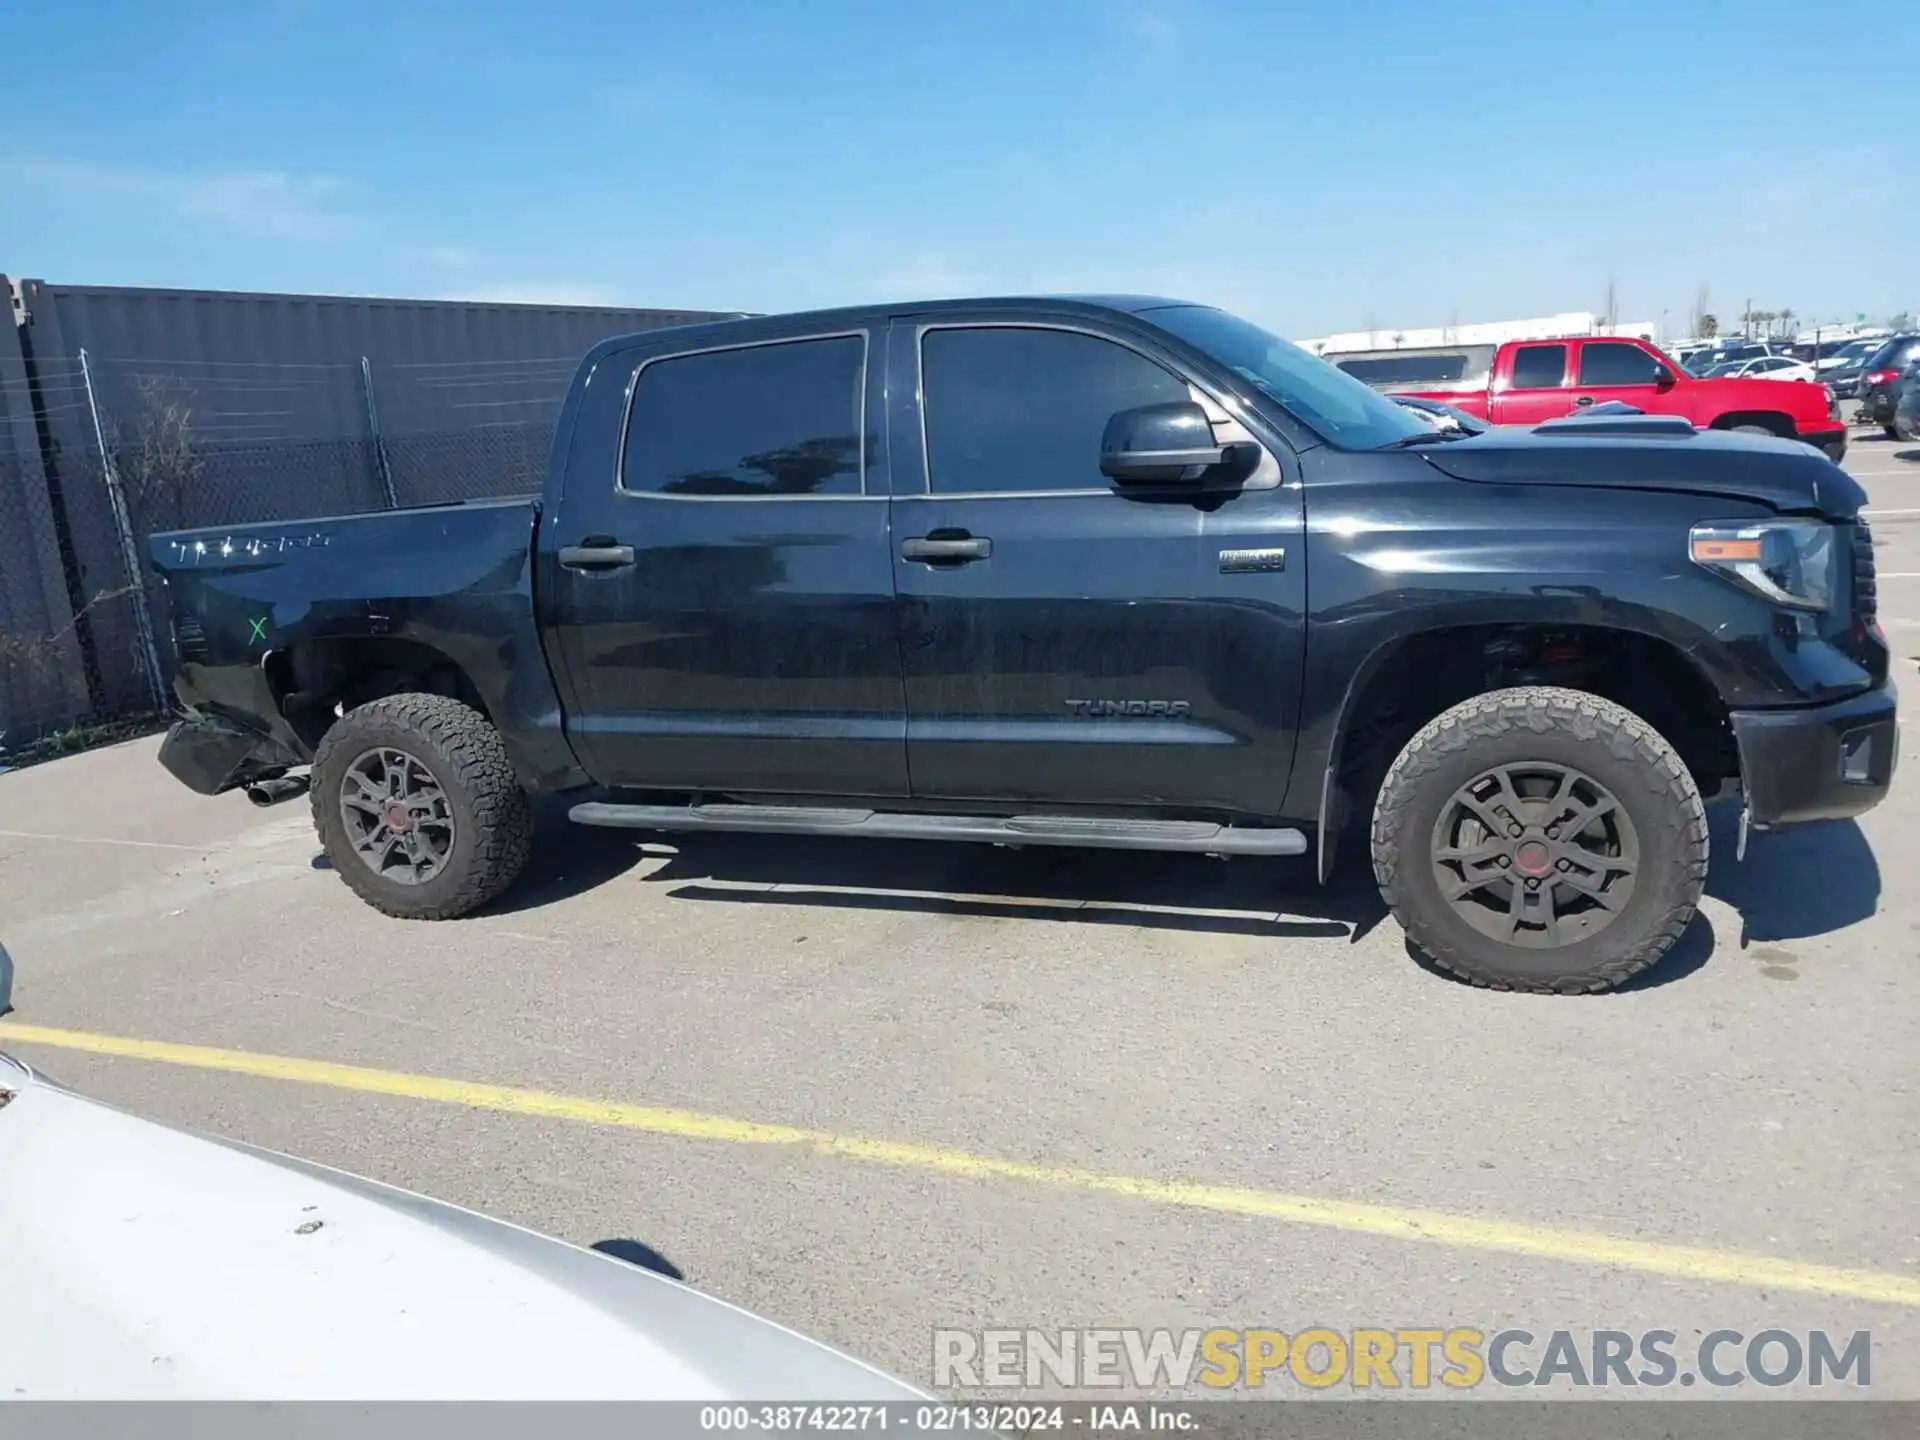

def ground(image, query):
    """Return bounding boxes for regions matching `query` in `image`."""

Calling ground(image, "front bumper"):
[1732,680,1898,826]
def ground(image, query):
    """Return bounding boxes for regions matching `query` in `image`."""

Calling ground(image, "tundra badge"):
[1219,546,1286,573]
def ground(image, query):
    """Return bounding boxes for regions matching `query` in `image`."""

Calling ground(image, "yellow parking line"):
[5,1019,1918,1309]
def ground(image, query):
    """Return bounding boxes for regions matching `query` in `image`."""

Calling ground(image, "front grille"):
[1853,520,1877,625]
[1846,519,1888,684]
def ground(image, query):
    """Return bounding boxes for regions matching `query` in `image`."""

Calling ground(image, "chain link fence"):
[0,348,576,758]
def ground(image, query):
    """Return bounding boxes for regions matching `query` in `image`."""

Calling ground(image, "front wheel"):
[1371,687,1708,994]
[310,693,533,919]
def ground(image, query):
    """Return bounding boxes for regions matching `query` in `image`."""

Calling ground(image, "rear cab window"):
[620,335,867,497]
[1507,344,1568,389]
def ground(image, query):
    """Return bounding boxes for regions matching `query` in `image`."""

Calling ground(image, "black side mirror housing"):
[1099,401,1228,483]
[1653,363,1677,390]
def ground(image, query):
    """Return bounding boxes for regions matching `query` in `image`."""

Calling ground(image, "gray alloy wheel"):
[1428,761,1638,950]
[337,746,457,885]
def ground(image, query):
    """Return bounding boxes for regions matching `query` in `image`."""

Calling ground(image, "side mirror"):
[1653,363,1677,390]
[1099,401,1229,483]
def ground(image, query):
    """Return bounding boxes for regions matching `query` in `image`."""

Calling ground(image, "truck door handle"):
[558,542,636,570]
[901,535,992,564]
[1574,395,1596,406]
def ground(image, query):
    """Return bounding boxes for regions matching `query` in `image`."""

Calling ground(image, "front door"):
[542,329,909,797]
[887,319,1305,816]
[1571,339,1671,415]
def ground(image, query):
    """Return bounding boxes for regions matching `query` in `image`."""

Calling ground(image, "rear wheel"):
[1886,423,1901,441]
[1730,423,1776,436]
[1371,687,1707,993]
[310,693,533,919]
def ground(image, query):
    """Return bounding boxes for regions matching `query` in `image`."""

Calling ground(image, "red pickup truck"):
[1333,335,1848,461]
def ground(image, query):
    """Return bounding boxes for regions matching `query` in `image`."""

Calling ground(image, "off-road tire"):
[310,693,533,919]
[1885,423,1901,441]
[1371,687,1708,994]
[1730,423,1775,437]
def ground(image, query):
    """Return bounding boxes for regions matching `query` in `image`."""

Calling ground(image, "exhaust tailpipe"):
[245,775,310,808]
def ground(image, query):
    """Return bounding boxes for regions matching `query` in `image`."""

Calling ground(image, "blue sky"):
[2,0,1910,338]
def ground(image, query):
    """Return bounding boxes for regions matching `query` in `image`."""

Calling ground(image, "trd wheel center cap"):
[382,801,413,832]
[1514,840,1553,877]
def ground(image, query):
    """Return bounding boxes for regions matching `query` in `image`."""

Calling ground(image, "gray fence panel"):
[17,287,153,723]
[0,284,92,746]
[5,278,730,740]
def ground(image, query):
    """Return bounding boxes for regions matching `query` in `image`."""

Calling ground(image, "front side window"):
[920,327,1189,495]
[1579,342,1661,387]
[622,335,865,497]
[1508,344,1568,389]
[1144,305,1428,449]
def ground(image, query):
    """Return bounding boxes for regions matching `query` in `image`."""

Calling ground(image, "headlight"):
[1689,519,1837,610]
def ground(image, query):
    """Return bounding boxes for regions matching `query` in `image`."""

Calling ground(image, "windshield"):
[1144,305,1428,449]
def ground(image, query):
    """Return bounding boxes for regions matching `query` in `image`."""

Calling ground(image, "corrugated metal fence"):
[0,277,728,754]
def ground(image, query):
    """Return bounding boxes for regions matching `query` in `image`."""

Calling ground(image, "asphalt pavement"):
[3,428,1917,1400]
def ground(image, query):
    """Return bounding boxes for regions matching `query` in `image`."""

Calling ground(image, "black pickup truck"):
[150,296,1897,994]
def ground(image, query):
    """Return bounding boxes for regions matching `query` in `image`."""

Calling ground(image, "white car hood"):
[0,1054,918,1400]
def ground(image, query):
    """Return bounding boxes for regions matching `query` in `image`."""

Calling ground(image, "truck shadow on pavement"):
[471,800,1878,986]
[1702,806,1880,948]
[483,800,1380,942]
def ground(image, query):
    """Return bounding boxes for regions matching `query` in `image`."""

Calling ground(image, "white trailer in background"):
[1301,311,1658,356]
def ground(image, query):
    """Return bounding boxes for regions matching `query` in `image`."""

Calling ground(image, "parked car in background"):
[1858,334,1920,436]
[1705,355,1819,383]
[1361,335,1847,459]
[1682,341,1787,376]
[1892,364,1920,442]
[1816,339,1880,373]
[0,1051,921,1399]
[1825,354,1872,402]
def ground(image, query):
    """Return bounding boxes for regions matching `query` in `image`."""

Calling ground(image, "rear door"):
[541,328,910,797]
[1488,342,1574,424]
[1571,339,1673,415]
[886,316,1305,814]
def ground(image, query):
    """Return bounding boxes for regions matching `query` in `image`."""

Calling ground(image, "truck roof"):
[578,294,1201,366]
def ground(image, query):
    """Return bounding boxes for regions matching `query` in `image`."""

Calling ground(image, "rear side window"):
[1508,344,1567,389]
[920,327,1188,495]
[1336,353,1469,384]
[622,335,865,497]
[1579,342,1661,387]
[1865,338,1909,370]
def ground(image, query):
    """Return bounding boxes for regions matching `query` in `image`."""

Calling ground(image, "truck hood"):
[1417,423,1865,517]
[0,1052,920,1400]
